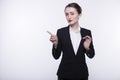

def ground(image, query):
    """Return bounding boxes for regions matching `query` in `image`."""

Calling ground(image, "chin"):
[69,21,78,26]
[69,23,75,26]
[68,22,74,25]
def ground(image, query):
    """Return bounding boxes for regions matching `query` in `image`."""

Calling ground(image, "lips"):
[68,20,72,22]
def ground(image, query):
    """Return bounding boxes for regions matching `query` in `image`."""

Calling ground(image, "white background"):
[0,0,120,80]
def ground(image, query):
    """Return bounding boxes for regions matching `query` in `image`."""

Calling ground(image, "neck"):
[70,22,79,30]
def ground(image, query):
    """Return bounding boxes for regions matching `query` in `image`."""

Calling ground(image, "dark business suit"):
[52,26,95,80]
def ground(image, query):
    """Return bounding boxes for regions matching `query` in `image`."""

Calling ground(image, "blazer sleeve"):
[52,30,62,59]
[85,30,95,58]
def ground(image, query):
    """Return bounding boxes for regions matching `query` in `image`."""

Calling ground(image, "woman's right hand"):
[47,31,58,48]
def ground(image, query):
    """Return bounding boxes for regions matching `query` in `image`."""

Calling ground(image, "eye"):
[70,12,74,15]
[65,13,69,16]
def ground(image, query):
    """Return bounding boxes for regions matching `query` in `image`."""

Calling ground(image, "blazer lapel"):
[66,26,75,55]
[76,27,83,55]
[66,26,86,56]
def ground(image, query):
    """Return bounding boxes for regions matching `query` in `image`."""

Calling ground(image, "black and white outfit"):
[52,26,95,80]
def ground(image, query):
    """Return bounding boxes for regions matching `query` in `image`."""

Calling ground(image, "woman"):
[48,2,95,80]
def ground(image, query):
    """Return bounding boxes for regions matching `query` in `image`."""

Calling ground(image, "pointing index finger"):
[47,31,53,36]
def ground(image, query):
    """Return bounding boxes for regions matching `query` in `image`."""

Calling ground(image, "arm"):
[84,31,95,58]
[86,40,95,58]
[52,30,62,59]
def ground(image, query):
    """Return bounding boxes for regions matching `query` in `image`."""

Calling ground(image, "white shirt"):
[69,26,81,55]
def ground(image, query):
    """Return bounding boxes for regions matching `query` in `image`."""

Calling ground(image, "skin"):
[48,7,91,50]
[65,7,80,30]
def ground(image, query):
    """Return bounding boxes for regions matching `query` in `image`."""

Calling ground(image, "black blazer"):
[52,26,95,79]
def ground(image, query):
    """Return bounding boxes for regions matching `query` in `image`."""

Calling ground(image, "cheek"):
[66,16,69,21]
[74,16,79,21]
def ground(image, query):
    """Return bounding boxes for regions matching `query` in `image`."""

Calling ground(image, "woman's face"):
[65,7,80,26]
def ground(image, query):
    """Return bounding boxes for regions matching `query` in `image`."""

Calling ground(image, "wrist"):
[86,47,90,51]
[53,43,58,49]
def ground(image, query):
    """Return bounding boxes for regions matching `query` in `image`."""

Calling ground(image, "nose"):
[67,14,71,19]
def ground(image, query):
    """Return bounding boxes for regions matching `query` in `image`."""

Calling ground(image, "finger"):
[50,37,56,40]
[50,36,57,40]
[83,36,89,40]
[50,38,56,42]
[83,36,87,40]
[86,36,92,41]
[50,37,57,42]
[86,39,91,43]
[86,36,91,39]
[86,39,92,45]
[83,36,91,40]
[47,31,54,36]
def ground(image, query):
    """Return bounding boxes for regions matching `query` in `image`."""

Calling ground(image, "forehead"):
[65,7,77,13]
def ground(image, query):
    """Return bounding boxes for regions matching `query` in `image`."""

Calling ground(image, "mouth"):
[68,20,72,22]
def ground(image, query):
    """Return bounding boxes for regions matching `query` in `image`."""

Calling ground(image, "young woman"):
[48,2,95,80]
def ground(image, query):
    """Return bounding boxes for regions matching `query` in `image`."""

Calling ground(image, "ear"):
[78,13,82,20]
[79,13,82,17]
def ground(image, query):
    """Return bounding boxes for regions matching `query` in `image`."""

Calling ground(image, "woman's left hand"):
[83,35,92,50]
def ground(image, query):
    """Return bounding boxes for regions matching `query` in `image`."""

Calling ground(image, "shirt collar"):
[69,26,81,33]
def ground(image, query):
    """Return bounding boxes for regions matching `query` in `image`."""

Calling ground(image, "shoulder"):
[81,27,92,37]
[81,27,91,32]
[57,26,69,34]
[58,26,69,31]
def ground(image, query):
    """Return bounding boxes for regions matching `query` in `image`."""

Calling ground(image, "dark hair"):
[65,2,82,14]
